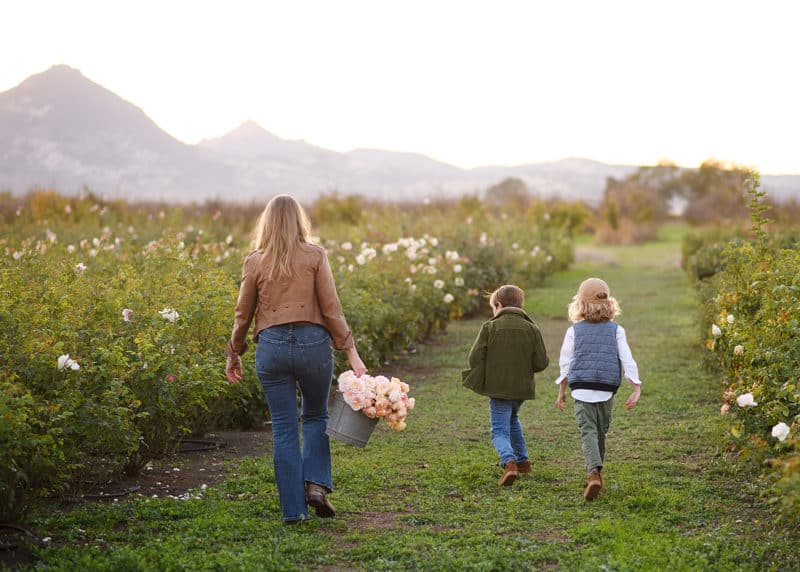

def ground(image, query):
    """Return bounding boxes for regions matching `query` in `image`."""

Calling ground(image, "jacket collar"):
[491,307,534,323]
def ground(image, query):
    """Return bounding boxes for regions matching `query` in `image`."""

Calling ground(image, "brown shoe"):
[498,460,518,487]
[517,460,532,474]
[584,469,602,501]
[306,482,335,517]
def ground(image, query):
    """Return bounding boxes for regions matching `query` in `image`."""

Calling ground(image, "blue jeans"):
[255,323,334,522]
[489,398,529,468]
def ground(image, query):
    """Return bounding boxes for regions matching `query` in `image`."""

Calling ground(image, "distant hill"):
[472,158,637,203]
[1,65,798,204]
[0,65,235,202]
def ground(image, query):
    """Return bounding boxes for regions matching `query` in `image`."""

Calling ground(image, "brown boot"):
[306,482,335,517]
[584,469,602,501]
[517,460,532,474]
[498,460,518,487]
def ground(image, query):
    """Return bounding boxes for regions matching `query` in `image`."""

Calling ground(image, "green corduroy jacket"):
[461,307,549,400]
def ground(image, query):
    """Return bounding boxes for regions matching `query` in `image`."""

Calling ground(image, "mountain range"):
[1,65,798,205]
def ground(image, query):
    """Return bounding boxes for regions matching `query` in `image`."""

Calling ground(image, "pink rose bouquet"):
[337,370,415,431]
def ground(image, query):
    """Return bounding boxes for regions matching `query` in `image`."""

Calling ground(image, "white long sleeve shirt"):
[555,323,641,403]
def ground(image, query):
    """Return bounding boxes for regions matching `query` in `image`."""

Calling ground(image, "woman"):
[225,194,367,524]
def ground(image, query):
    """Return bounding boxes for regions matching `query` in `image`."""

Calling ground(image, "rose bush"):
[1,190,575,519]
[685,178,800,524]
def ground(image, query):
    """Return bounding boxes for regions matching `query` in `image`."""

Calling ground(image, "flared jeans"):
[256,323,334,522]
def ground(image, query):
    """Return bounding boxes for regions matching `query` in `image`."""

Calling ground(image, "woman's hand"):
[226,355,243,384]
[345,346,368,377]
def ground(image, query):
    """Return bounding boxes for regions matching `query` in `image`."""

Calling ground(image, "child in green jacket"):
[462,285,549,486]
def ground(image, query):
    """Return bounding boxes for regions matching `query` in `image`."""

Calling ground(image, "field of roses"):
[0,190,576,521]
[684,181,800,523]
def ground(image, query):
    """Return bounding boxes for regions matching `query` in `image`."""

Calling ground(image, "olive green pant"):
[574,398,613,473]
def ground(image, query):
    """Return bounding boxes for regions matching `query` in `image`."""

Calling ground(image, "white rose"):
[771,422,790,442]
[57,354,80,371]
[159,307,180,323]
[735,393,757,407]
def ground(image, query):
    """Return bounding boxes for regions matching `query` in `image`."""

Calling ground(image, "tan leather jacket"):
[226,243,354,356]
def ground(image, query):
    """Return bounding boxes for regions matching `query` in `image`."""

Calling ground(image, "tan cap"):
[577,278,610,303]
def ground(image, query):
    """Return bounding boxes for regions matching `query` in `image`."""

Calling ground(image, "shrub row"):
[683,185,800,524]
[0,191,576,520]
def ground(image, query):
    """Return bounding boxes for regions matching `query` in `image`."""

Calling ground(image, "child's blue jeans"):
[489,398,529,468]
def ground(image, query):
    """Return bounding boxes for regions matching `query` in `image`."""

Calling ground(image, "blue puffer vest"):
[567,320,622,393]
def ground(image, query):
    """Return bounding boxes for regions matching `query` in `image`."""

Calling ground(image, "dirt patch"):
[0,525,37,570]
[56,428,273,504]
[345,510,411,532]
[497,529,571,542]
[0,546,35,571]
[531,530,571,543]
[388,363,440,376]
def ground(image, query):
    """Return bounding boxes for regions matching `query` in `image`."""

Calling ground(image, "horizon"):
[3,1,800,175]
[5,63,799,179]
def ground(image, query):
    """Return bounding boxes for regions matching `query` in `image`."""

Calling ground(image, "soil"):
[73,428,274,501]
[0,524,37,569]
[0,428,274,570]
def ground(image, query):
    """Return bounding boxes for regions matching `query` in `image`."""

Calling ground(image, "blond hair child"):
[554,278,641,500]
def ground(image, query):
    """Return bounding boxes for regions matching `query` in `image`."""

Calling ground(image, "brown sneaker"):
[498,460,518,487]
[306,482,335,517]
[517,460,532,474]
[583,469,602,501]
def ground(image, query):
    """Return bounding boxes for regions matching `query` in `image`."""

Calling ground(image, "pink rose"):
[347,394,366,411]
[338,370,358,387]
[375,398,392,417]
[375,379,391,396]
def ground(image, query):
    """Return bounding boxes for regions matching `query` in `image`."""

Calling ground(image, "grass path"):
[23,233,800,570]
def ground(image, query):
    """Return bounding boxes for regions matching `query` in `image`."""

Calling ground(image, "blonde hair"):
[252,195,312,282]
[488,285,524,310]
[567,295,622,323]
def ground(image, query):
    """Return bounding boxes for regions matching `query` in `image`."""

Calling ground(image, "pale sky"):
[3,1,799,173]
